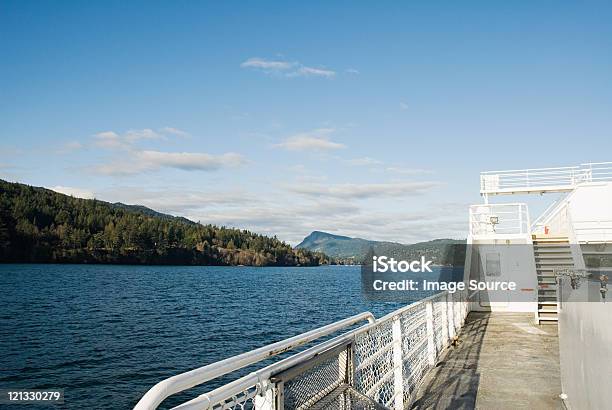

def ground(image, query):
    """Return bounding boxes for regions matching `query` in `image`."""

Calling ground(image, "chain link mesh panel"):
[282,349,349,410]
[309,385,388,410]
[398,302,428,404]
[353,318,395,407]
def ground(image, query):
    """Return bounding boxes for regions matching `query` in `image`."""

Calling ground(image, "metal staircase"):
[532,235,575,324]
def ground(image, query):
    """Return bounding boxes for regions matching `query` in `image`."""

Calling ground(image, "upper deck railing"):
[469,203,530,237]
[480,162,612,196]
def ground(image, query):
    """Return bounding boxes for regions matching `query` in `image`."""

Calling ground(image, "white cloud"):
[50,185,96,199]
[93,127,190,149]
[136,150,245,171]
[289,181,441,199]
[274,128,345,151]
[95,150,246,176]
[345,68,360,75]
[241,57,293,70]
[160,127,190,137]
[293,66,335,78]
[400,102,409,110]
[94,131,128,149]
[345,157,381,166]
[241,57,336,78]
[125,128,162,142]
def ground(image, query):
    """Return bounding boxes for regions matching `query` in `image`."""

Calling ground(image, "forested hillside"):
[298,231,465,265]
[0,180,329,266]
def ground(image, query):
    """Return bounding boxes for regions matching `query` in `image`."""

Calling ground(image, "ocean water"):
[0,264,447,409]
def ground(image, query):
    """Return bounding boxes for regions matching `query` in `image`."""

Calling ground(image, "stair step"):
[534,254,573,259]
[538,301,558,305]
[533,238,569,243]
[534,251,571,255]
[537,317,559,322]
[535,261,574,266]
[535,251,573,256]
[533,243,572,248]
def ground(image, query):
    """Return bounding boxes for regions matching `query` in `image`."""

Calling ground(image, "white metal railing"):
[469,203,530,237]
[135,289,469,410]
[480,162,612,195]
[531,196,568,233]
[532,202,571,237]
[133,312,375,410]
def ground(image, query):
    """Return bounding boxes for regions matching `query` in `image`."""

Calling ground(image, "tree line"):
[0,180,331,266]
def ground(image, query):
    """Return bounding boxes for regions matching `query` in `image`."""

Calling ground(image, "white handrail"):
[469,203,530,236]
[531,196,569,232]
[480,162,612,195]
[162,289,468,410]
[134,312,375,410]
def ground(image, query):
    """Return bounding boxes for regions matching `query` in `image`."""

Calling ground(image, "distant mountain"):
[297,231,390,259]
[297,231,466,265]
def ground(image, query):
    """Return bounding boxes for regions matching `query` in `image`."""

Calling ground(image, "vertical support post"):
[425,301,436,367]
[446,292,456,341]
[254,380,276,410]
[392,314,404,410]
[440,294,449,344]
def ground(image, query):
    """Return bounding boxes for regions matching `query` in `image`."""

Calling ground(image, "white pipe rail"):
[134,312,375,410]
[480,162,612,195]
[135,290,469,410]
[469,203,530,237]
[165,291,468,410]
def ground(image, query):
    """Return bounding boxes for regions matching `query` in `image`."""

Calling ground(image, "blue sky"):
[1,1,612,244]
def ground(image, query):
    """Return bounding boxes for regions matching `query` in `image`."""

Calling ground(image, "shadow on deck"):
[412,312,561,409]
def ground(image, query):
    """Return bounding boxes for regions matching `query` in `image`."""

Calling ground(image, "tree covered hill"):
[297,231,466,265]
[0,180,329,266]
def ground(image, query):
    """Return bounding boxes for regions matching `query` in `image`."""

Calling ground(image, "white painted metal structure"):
[468,162,612,316]
[135,290,469,410]
[479,161,612,198]
[466,203,538,314]
[472,161,612,408]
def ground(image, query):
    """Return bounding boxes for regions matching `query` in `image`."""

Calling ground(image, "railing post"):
[254,380,276,410]
[446,293,456,341]
[426,301,436,367]
[392,314,404,410]
[440,294,449,345]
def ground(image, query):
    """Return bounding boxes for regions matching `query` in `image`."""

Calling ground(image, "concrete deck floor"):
[412,312,562,409]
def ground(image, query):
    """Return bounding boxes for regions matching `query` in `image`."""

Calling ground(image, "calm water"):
[0,264,443,409]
